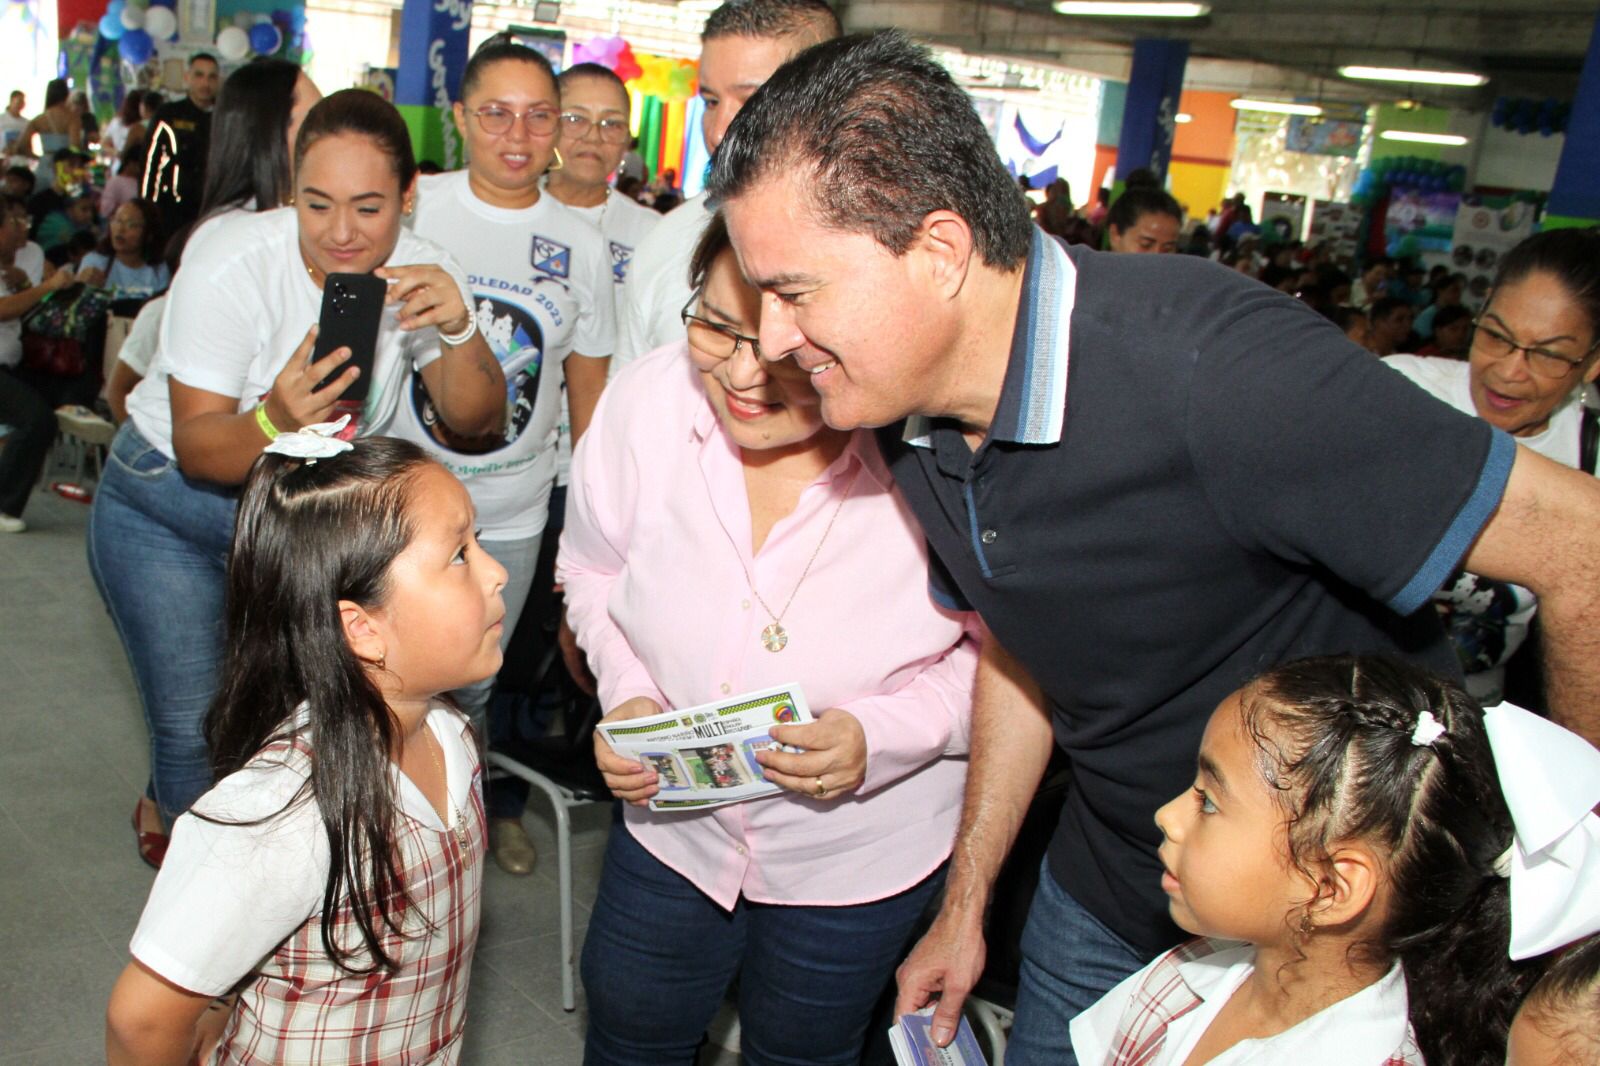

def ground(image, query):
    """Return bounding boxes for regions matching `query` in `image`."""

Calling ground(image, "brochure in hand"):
[888,1009,989,1066]
[596,683,813,812]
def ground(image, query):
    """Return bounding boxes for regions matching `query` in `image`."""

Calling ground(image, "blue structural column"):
[395,0,473,169]
[1546,9,1600,228]
[1114,38,1189,184]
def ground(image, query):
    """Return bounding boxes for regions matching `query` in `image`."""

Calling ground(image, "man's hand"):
[894,905,988,1047]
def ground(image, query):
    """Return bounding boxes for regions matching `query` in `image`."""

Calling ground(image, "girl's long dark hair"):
[198,58,300,219]
[1243,655,1535,1065]
[204,437,435,974]
[98,197,162,266]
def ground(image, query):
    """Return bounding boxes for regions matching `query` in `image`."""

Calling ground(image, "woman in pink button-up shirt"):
[558,214,978,1066]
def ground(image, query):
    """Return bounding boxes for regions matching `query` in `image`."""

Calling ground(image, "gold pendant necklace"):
[739,469,857,653]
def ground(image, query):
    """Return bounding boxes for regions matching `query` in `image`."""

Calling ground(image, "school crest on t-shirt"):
[531,235,570,279]
[410,294,543,454]
[608,240,633,285]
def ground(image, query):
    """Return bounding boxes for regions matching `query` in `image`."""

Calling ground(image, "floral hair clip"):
[1410,709,1446,747]
[262,414,355,464]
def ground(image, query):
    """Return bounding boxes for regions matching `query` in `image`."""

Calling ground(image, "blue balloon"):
[107,0,125,16]
[99,12,125,38]
[248,22,282,55]
[120,28,153,63]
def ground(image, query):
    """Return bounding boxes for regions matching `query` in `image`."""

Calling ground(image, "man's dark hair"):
[188,52,219,69]
[706,30,1032,270]
[4,165,34,196]
[703,0,841,42]
[1108,187,1182,234]
[1431,304,1473,333]
[1369,295,1411,323]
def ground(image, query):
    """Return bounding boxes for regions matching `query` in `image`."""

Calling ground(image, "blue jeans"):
[86,422,237,825]
[582,825,945,1066]
[1006,860,1155,1066]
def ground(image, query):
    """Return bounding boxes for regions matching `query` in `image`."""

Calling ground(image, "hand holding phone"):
[311,272,387,403]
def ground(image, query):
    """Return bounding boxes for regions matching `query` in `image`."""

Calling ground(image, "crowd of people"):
[2,3,1598,1064]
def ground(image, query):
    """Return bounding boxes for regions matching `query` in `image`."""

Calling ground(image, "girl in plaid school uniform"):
[107,432,507,1064]
[1072,655,1588,1066]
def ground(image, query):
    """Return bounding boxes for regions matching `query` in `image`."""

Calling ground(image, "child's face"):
[1154,692,1317,944]
[365,465,508,699]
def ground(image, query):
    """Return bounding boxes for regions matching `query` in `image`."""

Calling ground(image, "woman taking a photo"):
[402,37,614,874]
[560,214,976,1066]
[1384,227,1600,704]
[89,89,503,868]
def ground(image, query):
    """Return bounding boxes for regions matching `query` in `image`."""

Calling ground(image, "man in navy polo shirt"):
[711,30,1600,1066]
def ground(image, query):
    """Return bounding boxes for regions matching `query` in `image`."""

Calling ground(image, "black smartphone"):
[311,272,387,402]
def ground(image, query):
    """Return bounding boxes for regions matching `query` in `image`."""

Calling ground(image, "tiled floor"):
[0,478,741,1065]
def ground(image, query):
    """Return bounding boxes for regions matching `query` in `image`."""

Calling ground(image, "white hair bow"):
[262,414,355,463]
[1483,702,1600,961]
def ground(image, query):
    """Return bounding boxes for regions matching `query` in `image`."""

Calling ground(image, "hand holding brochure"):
[888,1009,989,1066]
[596,684,813,812]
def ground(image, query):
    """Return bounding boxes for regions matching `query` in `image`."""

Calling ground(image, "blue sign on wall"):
[396,0,472,168]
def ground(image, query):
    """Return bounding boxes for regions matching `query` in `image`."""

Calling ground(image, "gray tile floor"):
[0,477,741,1065]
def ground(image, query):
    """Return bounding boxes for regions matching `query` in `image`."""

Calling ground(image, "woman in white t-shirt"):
[401,37,615,875]
[88,90,505,862]
[1384,227,1600,705]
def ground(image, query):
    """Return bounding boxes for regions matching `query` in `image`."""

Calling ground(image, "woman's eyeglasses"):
[681,296,762,362]
[467,106,559,137]
[559,113,630,144]
[1472,318,1600,379]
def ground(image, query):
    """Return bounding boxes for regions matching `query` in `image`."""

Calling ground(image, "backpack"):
[21,283,112,377]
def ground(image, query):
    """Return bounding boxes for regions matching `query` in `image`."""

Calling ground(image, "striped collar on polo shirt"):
[905,229,1075,449]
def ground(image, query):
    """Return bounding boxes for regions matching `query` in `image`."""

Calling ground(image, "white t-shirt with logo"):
[125,207,467,460]
[547,184,661,485]
[1383,353,1595,702]
[0,241,45,369]
[615,192,711,367]
[400,171,615,540]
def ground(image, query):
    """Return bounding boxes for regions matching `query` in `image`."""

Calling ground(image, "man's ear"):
[914,210,976,300]
[1310,842,1383,929]
[339,600,387,668]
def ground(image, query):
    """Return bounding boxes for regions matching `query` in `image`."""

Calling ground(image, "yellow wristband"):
[254,403,280,441]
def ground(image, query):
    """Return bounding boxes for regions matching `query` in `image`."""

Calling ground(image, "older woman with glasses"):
[1385,227,1600,704]
[398,37,616,875]
[558,213,977,1066]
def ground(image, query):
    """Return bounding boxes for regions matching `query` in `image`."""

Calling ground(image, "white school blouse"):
[1070,937,1422,1066]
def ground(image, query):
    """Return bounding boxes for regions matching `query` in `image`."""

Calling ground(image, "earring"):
[1297,910,1316,937]
[548,147,564,173]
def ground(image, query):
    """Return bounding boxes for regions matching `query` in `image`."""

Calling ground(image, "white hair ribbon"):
[1482,702,1600,961]
[262,414,355,463]
[1410,710,1446,747]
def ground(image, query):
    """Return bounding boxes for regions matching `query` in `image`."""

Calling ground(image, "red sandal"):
[132,798,169,869]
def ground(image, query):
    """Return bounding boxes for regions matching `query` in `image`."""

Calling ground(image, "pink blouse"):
[557,344,978,908]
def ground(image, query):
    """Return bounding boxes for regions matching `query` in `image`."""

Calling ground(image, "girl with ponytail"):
[106,427,508,1064]
[1073,654,1599,1065]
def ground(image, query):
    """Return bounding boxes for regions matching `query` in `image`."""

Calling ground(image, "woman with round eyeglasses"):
[1385,227,1600,704]
[558,213,977,1066]
[401,37,614,875]
[545,63,661,338]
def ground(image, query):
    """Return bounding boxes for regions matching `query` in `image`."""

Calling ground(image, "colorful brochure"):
[596,683,812,812]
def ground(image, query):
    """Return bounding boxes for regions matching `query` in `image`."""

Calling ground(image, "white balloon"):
[119,5,144,29]
[215,25,250,60]
[143,6,175,39]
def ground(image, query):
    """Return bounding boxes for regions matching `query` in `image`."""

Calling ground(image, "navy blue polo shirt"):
[878,232,1516,954]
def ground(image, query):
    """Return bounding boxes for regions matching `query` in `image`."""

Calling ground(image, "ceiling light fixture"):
[1229,98,1323,116]
[1339,65,1487,87]
[1378,129,1469,146]
[1052,2,1211,17]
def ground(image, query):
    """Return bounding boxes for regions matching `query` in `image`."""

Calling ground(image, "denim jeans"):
[1006,859,1156,1066]
[449,531,542,743]
[86,422,237,825]
[582,825,946,1066]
